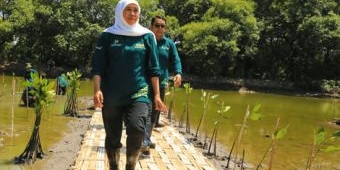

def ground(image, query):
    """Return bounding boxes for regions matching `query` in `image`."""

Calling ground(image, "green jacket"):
[157,36,182,89]
[91,32,160,106]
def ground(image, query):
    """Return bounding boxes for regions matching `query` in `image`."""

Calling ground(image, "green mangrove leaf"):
[211,94,219,99]
[202,90,206,97]
[253,103,262,113]
[250,103,263,121]
[184,83,193,94]
[250,112,262,121]
[316,127,326,145]
[332,131,340,137]
[322,146,340,152]
[223,106,231,113]
[274,124,289,140]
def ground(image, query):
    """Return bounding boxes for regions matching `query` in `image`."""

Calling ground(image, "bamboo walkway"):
[71,110,217,170]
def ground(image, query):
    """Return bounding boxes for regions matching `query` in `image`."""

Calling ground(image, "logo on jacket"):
[111,39,121,47]
[161,45,169,51]
[135,43,145,49]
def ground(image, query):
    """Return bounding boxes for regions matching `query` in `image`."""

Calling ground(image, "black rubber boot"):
[125,149,140,170]
[106,149,120,170]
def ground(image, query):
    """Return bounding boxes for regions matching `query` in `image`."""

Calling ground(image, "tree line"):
[1,0,339,91]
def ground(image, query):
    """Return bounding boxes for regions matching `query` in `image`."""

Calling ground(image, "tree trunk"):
[14,112,44,164]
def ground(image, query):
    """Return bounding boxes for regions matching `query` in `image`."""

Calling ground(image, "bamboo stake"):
[11,73,15,147]
[233,105,250,170]
[1,72,4,100]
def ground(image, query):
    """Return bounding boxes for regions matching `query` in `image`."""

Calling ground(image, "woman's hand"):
[93,90,103,108]
[173,74,182,87]
[154,95,168,114]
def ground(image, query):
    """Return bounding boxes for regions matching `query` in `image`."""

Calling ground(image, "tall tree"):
[254,0,340,82]
[204,0,260,77]
[178,0,260,77]
[158,0,212,25]
[0,0,35,61]
[179,19,240,76]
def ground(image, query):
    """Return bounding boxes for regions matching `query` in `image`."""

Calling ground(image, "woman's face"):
[123,3,139,25]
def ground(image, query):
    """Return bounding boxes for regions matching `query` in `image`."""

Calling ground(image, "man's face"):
[151,18,166,40]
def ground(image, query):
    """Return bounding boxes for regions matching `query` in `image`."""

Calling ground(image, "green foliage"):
[183,83,193,94]
[179,19,240,76]
[250,103,263,121]
[273,124,289,140]
[64,69,82,116]
[216,100,230,118]
[315,127,326,145]
[158,0,213,25]
[306,127,340,169]
[179,83,193,133]
[1,0,339,84]
[320,79,340,93]
[23,72,55,110]
[15,71,55,164]
[138,0,159,27]
[332,131,340,137]
[254,0,340,81]
[256,117,288,170]
[323,145,340,152]
[195,90,219,138]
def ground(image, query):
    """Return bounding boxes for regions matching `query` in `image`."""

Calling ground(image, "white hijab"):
[104,0,152,36]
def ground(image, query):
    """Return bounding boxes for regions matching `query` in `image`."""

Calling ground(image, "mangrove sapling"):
[232,104,263,169]
[256,117,289,170]
[232,105,250,169]
[14,72,55,164]
[0,72,4,100]
[241,149,245,170]
[11,74,15,140]
[178,83,192,133]
[64,69,81,117]
[226,133,238,168]
[207,100,230,156]
[166,84,178,122]
[207,124,217,156]
[202,125,209,149]
[195,90,218,139]
[305,127,340,170]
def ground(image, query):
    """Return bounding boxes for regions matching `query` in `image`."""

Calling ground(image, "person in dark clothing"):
[21,63,37,107]
[24,63,37,82]
[91,1,167,169]
[141,16,182,155]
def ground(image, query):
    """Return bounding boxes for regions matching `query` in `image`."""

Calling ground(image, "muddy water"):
[170,89,340,170]
[1,75,339,170]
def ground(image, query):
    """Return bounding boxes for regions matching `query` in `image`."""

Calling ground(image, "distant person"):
[142,15,182,155]
[24,63,37,82]
[56,74,67,95]
[21,63,37,107]
[47,59,55,72]
[91,0,167,169]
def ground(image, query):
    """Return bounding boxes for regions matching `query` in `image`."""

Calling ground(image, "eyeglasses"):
[153,24,166,28]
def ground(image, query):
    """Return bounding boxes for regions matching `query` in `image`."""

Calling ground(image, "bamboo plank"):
[72,111,218,170]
